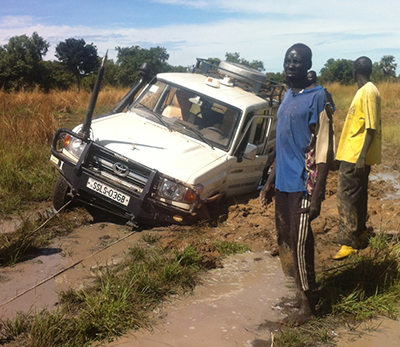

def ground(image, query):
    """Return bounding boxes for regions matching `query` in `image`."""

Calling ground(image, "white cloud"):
[0,15,37,28]
[149,0,398,19]
[1,0,399,74]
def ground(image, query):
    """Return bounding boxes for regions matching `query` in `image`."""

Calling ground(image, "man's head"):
[353,56,372,87]
[284,43,312,88]
[354,56,372,78]
[307,70,317,85]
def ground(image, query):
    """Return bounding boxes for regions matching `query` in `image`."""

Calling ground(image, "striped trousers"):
[275,190,315,292]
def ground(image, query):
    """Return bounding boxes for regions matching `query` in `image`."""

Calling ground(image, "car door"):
[225,108,277,196]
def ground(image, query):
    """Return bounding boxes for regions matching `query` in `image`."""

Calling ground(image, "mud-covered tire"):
[53,176,73,211]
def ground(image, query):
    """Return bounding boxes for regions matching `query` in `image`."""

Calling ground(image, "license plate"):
[86,177,130,206]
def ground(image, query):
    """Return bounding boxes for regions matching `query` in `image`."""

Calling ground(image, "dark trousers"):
[337,161,371,248]
[275,190,315,292]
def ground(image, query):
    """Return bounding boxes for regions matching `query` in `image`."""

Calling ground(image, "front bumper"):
[50,129,206,225]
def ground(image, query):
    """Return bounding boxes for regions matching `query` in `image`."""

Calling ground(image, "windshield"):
[129,79,241,151]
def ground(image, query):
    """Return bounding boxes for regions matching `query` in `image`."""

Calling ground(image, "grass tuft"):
[273,231,400,346]
[213,241,250,256]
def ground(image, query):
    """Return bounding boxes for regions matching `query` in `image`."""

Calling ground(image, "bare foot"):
[279,289,316,326]
[280,309,314,326]
[272,296,301,310]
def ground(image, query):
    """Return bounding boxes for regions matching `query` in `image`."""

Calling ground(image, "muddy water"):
[370,171,400,200]
[107,251,291,347]
[336,318,400,347]
[0,223,143,320]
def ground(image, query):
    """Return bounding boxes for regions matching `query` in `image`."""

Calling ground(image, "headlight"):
[157,178,198,204]
[63,134,87,161]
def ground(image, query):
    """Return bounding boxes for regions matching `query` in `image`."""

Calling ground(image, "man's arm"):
[309,162,328,221]
[355,128,375,176]
[260,163,276,207]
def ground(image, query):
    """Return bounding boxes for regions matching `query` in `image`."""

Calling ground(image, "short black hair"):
[307,70,317,83]
[354,56,372,77]
[286,43,312,70]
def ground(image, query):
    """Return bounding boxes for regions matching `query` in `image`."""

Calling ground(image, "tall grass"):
[0,88,128,216]
[326,82,400,150]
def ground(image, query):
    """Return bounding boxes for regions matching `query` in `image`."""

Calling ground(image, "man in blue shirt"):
[260,43,334,325]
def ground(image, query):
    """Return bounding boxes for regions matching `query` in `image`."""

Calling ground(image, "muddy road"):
[0,162,399,346]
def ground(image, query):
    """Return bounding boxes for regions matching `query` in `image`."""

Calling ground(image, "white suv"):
[50,59,283,225]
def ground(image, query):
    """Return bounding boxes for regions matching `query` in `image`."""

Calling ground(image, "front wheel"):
[53,176,73,211]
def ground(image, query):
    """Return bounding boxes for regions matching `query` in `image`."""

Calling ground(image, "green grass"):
[213,240,250,255]
[273,232,400,346]
[0,144,58,215]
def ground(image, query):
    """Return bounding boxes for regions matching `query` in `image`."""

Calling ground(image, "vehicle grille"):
[86,143,154,198]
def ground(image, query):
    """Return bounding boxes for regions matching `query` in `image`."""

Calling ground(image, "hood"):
[86,112,226,183]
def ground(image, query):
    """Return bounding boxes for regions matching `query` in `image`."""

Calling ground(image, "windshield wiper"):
[136,103,171,130]
[176,122,214,149]
[96,139,165,150]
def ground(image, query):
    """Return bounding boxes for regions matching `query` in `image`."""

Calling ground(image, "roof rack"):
[193,58,285,106]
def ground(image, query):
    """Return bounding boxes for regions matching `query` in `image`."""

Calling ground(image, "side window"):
[235,109,275,158]
[247,116,274,155]
[133,81,166,111]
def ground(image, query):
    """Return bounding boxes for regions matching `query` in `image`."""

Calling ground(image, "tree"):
[38,60,74,92]
[169,65,190,73]
[101,59,120,87]
[379,55,397,80]
[0,32,49,91]
[115,46,170,87]
[319,58,354,85]
[371,62,385,83]
[55,38,99,92]
[225,52,265,72]
[266,72,285,83]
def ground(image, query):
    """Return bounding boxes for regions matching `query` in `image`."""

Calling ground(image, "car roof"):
[157,72,272,112]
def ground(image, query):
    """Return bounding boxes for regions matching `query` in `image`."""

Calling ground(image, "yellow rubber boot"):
[333,245,357,260]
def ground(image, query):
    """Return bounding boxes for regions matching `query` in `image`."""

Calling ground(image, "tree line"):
[0,32,398,92]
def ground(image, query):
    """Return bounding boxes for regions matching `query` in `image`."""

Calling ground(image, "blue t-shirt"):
[275,86,327,193]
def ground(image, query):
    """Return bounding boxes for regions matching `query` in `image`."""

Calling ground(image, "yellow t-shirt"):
[336,82,381,165]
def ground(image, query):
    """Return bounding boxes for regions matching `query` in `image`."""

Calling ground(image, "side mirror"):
[243,143,258,160]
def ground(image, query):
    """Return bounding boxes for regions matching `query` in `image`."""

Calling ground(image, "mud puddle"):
[336,318,400,347]
[0,222,145,320]
[370,170,400,200]
[107,251,291,347]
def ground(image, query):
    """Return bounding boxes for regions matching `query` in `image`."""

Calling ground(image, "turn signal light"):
[173,215,183,222]
[184,189,197,204]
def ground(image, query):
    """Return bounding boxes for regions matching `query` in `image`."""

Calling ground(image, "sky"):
[1,0,399,74]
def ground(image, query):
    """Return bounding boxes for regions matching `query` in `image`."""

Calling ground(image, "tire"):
[53,176,73,211]
[218,61,267,84]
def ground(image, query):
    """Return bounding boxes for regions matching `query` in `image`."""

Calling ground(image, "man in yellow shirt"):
[334,56,381,260]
